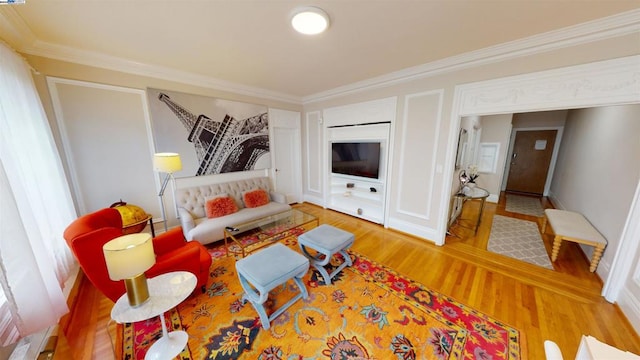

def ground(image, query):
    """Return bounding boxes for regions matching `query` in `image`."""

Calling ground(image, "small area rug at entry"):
[116,236,524,359]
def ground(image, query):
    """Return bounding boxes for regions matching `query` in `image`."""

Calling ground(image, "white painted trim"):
[383,102,397,228]
[618,287,640,334]
[477,142,500,174]
[268,108,303,204]
[25,40,301,105]
[457,55,640,116]
[443,56,640,308]
[3,6,637,105]
[303,194,324,207]
[46,77,157,216]
[303,9,640,104]
[395,90,443,221]
[0,7,37,48]
[603,180,640,311]
[47,78,85,214]
[387,217,439,245]
[304,111,322,194]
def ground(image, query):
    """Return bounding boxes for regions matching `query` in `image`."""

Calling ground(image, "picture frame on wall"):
[146,88,270,177]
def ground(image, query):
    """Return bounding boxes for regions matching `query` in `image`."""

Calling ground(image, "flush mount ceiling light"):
[291,6,330,35]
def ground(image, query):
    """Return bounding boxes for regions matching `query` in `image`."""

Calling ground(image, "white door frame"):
[268,108,303,203]
[440,55,640,305]
[502,126,564,197]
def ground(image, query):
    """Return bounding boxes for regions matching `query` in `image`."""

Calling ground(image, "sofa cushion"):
[206,196,238,218]
[175,177,275,219]
[243,188,270,208]
[188,201,291,245]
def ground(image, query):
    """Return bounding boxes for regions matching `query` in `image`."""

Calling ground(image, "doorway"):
[505,129,557,195]
[442,56,639,319]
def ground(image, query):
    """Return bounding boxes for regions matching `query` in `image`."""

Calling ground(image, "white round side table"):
[111,271,196,360]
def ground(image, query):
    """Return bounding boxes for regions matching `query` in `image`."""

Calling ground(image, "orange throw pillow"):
[205,197,238,218]
[243,189,270,208]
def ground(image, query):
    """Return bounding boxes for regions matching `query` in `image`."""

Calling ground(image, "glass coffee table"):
[224,209,319,258]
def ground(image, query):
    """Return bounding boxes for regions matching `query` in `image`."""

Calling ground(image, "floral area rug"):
[117,236,523,359]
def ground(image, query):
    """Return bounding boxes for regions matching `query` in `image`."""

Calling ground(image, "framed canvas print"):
[147,88,270,177]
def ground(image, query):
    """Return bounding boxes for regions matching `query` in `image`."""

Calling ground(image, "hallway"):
[446,191,603,289]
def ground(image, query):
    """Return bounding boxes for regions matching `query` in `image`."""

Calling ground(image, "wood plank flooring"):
[53,194,640,359]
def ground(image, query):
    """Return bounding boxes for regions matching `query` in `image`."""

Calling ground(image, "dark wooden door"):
[506,130,557,195]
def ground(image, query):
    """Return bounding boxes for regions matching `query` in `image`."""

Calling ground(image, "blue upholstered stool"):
[298,224,354,285]
[235,243,309,330]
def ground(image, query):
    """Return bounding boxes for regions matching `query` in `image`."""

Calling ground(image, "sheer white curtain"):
[0,42,77,345]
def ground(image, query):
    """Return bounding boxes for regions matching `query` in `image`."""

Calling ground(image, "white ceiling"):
[2,1,639,99]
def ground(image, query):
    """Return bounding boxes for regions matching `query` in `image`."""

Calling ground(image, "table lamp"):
[153,152,182,232]
[103,233,156,307]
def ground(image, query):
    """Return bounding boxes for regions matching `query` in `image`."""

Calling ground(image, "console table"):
[111,271,196,360]
[453,186,490,234]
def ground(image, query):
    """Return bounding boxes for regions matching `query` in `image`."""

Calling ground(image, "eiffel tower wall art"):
[146,88,270,177]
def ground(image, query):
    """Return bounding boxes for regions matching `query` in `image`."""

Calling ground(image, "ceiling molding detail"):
[21,40,302,104]
[456,54,640,116]
[303,8,640,104]
[0,7,37,49]
[2,7,638,105]
[20,40,302,104]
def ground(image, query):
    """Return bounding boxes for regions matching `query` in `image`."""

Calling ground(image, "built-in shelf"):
[323,100,394,225]
[329,175,384,224]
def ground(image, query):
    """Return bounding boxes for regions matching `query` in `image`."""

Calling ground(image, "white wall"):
[549,104,640,277]
[302,31,639,244]
[475,114,512,200]
[33,61,301,230]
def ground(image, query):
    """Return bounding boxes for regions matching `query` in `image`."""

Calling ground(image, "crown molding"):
[303,8,640,104]
[20,40,302,104]
[3,7,639,105]
[0,6,37,49]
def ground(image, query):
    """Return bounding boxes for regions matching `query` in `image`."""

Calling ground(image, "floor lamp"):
[153,152,182,232]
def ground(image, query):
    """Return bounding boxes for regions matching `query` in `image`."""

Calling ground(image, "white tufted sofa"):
[175,177,291,245]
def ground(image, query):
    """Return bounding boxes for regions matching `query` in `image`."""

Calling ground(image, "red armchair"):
[63,208,212,303]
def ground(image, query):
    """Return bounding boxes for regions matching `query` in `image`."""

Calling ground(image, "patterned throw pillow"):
[205,196,238,218]
[243,189,270,208]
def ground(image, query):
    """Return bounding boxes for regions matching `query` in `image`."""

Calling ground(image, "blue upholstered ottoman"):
[235,242,309,329]
[298,224,354,285]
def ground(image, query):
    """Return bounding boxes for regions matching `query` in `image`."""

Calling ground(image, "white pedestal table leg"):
[144,312,188,360]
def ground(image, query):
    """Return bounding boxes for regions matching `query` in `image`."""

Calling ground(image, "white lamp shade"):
[291,7,330,35]
[153,152,182,173]
[103,233,155,280]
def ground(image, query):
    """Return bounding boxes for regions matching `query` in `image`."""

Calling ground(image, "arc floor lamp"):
[153,152,182,232]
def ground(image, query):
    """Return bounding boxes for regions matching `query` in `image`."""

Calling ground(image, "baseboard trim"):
[618,287,640,334]
[303,194,324,207]
[386,217,438,244]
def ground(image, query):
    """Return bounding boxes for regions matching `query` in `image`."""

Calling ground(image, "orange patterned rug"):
[117,236,523,359]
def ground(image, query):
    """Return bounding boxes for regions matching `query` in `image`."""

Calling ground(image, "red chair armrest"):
[152,227,186,255]
[147,242,201,277]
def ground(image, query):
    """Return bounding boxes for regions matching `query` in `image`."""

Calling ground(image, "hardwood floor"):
[54,195,640,359]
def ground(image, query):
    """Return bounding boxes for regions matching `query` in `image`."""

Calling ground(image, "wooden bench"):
[541,209,607,272]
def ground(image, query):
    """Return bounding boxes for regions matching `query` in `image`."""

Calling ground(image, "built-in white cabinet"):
[322,98,396,224]
[329,175,385,224]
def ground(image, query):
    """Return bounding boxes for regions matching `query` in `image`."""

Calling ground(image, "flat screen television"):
[331,142,381,179]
